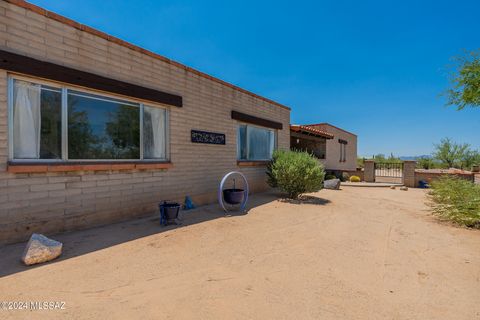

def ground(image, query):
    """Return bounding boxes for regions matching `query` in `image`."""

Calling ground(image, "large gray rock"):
[324,179,341,190]
[21,233,63,266]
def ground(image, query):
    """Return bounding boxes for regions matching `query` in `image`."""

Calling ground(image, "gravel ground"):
[0,186,479,319]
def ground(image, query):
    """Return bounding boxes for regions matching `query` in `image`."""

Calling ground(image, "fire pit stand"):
[218,171,249,213]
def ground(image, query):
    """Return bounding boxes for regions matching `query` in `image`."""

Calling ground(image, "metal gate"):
[375,162,403,178]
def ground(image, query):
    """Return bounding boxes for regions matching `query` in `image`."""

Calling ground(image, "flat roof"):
[5,0,291,111]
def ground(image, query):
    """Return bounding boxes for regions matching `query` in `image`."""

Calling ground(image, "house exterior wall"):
[0,1,290,244]
[308,124,357,171]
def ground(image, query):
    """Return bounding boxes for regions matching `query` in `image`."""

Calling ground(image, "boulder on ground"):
[390,186,396,190]
[324,179,341,190]
[400,186,409,191]
[21,233,63,266]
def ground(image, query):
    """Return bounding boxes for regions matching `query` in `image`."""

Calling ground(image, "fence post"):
[402,160,416,187]
[364,160,375,182]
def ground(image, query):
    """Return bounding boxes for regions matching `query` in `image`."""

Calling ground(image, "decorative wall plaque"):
[191,130,226,145]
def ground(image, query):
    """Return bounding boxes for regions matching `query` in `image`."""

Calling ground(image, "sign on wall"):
[191,130,226,145]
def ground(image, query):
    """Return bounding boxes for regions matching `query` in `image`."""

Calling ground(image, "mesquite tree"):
[446,50,480,110]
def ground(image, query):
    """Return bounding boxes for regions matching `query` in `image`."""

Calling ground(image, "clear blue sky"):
[29,0,480,157]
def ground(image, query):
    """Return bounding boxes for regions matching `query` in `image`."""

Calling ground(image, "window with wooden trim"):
[9,76,169,162]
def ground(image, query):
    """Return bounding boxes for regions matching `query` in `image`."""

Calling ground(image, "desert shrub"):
[266,150,325,199]
[417,156,439,169]
[429,176,480,228]
[324,174,336,180]
[349,175,361,182]
[357,157,365,168]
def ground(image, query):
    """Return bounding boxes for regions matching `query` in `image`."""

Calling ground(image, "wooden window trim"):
[231,110,282,130]
[0,49,182,107]
[237,160,270,167]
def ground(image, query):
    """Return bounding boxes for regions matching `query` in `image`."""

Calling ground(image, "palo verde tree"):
[446,50,480,110]
[433,138,470,168]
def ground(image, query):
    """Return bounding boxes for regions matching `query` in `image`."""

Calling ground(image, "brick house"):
[290,123,357,172]
[0,0,290,244]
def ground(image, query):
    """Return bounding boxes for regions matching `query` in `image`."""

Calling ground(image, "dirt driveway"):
[0,187,479,319]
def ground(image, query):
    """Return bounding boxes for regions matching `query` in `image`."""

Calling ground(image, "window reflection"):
[67,91,140,159]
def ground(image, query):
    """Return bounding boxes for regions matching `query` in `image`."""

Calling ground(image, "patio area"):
[0,187,479,319]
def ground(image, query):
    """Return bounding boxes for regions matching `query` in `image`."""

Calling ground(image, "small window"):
[237,124,276,160]
[10,77,168,161]
[339,142,347,162]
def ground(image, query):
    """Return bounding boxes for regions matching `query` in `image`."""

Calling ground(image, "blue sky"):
[29,0,480,156]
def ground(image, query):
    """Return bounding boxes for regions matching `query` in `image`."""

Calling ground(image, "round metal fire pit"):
[223,188,245,205]
[218,171,249,213]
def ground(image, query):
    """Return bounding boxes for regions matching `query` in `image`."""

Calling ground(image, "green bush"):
[429,176,480,228]
[349,175,361,182]
[267,150,325,199]
[324,174,337,180]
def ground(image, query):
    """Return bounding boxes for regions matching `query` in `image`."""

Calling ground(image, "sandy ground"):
[0,187,479,319]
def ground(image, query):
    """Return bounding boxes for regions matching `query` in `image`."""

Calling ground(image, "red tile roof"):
[304,123,357,136]
[290,125,334,139]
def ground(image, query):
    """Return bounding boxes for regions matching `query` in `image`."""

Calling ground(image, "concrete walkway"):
[342,181,404,187]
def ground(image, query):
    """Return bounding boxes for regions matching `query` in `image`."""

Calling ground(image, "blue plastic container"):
[418,180,429,189]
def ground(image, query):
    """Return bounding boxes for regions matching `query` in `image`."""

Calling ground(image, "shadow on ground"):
[279,195,331,205]
[0,191,281,278]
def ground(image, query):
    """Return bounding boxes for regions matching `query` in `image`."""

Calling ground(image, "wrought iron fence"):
[375,162,403,177]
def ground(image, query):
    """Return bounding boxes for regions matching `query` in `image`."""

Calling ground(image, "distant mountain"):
[399,155,432,160]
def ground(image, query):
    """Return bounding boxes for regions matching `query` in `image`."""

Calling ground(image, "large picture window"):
[237,124,276,161]
[10,77,168,161]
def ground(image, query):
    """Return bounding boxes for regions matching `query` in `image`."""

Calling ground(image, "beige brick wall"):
[415,170,474,187]
[402,161,416,187]
[0,1,290,244]
[363,160,375,182]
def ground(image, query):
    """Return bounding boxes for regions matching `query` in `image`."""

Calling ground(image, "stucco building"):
[0,0,290,244]
[290,123,357,172]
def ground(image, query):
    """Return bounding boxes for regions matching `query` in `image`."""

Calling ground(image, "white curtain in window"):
[248,126,273,160]
[144,106,166,159]
[268,130,275,158]
[13,81,41,159]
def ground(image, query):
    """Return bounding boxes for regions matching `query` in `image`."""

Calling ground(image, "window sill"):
[237,160,270,167]
[7,161,173,173]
